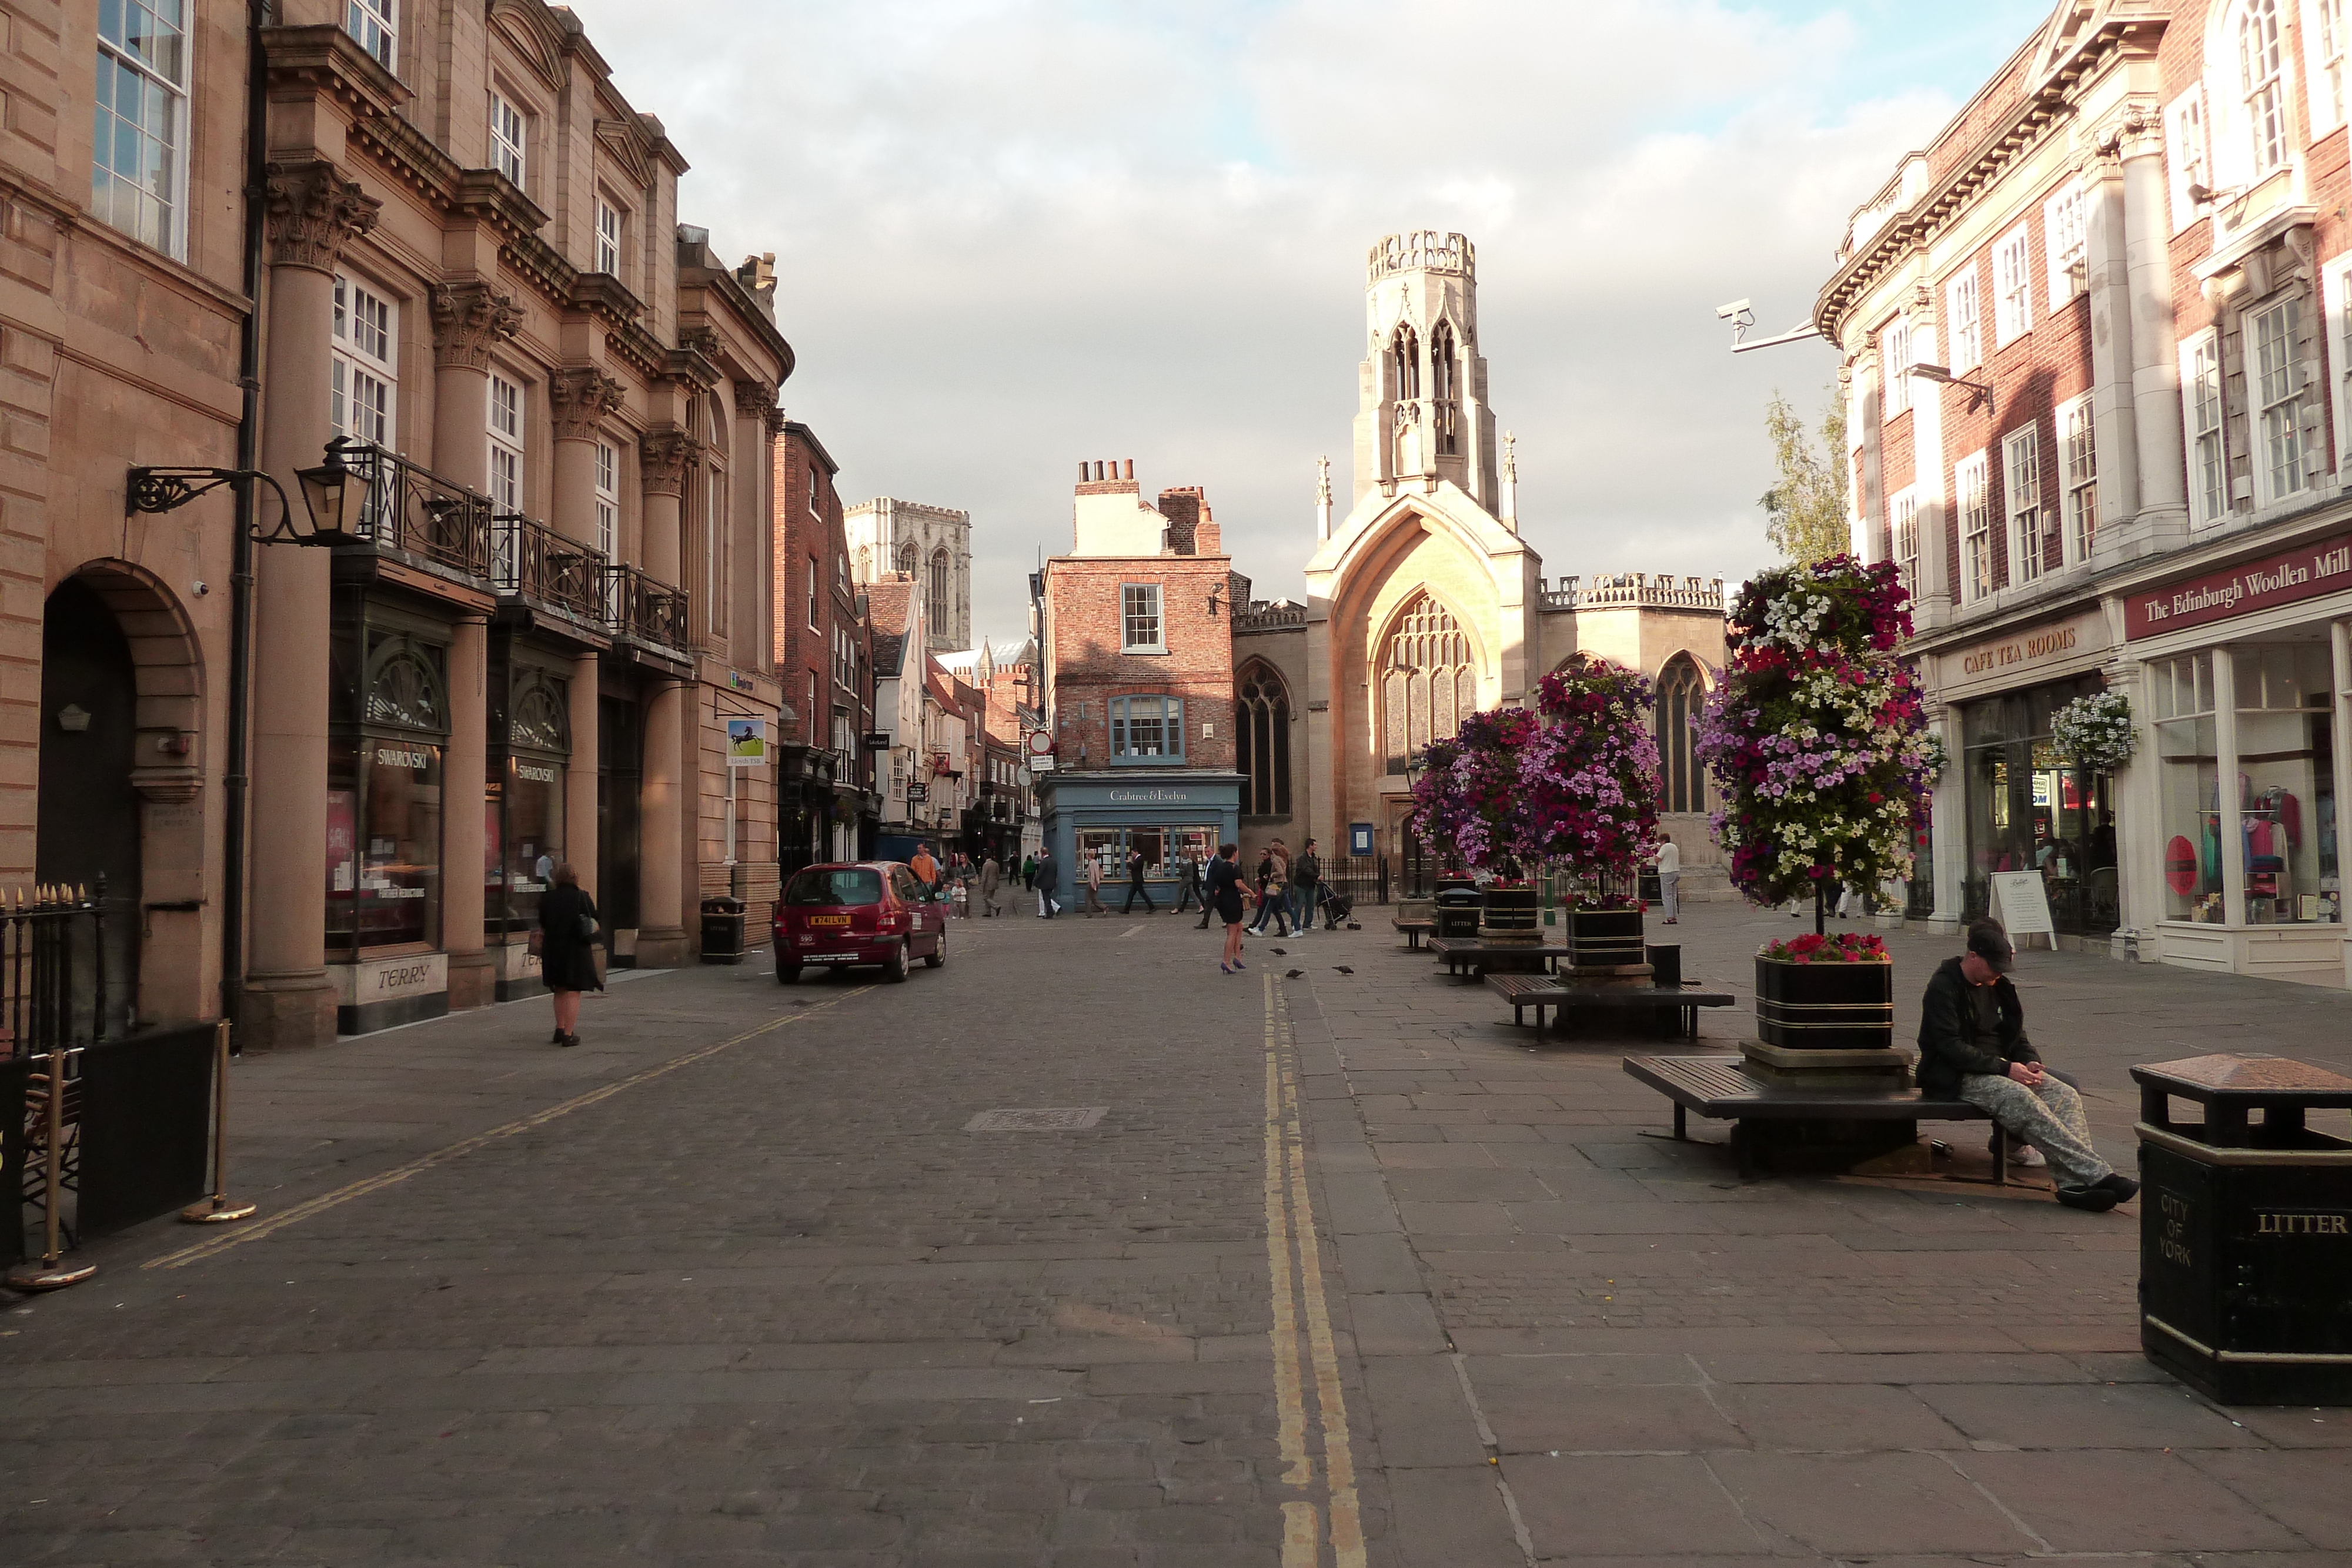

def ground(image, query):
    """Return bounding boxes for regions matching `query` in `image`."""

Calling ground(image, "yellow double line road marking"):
[1262,971,1367,1568]
[143,988,872,1272]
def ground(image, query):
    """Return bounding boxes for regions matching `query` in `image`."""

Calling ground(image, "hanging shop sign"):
[725,717,769,767]
[2125,530,2352,640]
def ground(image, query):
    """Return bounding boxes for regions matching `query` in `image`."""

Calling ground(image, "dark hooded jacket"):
[1916,955,2039,1096]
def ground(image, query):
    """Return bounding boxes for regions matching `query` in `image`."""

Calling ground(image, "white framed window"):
[2043,184,2086,306]
[1110,695,1184,761]
[2241,0,2288,176]
[487,372,523,510]
[330,272,396,450]
[1890,487,1919,599]
[1946,268,1983,375]
[1880,319,1913,416]
[2330,260,2352,482]
[1121,583,1164,651]
[2251,295,2308,504]
[705,469,726,634]
[2060,396,2098,564]
[2182,332,2227,526]
[595,196,623,277]
[806,467,821,517]
[1956,451,1992,602]
[2004,424,2044,587]
[346,0,396,68]
[93,0,188,258]
[1993,224,2033,347]
[593,440,619,559]
[2312,0,2348,132]
[2168,88,2210,232]
[807,555,820,630]
[490,91,527,186]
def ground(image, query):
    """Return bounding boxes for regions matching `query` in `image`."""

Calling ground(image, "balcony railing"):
[606,564,690,653]
[492,510,607,622]
[347,444,492,579]
[1234,599,1307,631]
[1540,573,1726,613]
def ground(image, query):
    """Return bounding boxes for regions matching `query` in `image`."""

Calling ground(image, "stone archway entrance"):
[36,564,205,1034]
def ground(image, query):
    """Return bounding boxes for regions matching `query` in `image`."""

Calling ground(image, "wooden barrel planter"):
[1568,908,1645,969]
[1478,881,1541,942]
[1753,958,1895,1050]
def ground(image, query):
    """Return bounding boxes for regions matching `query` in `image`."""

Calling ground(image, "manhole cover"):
[964,1107,1108,1132]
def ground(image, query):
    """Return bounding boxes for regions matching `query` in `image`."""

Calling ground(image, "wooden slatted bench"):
[1489,974,1736,1039]
[1429,936,1567,978]
[1622,1053,2027,1181]
[1392,917,1434,951]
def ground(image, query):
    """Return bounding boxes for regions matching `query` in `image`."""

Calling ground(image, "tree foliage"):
[1759,389,1850,566]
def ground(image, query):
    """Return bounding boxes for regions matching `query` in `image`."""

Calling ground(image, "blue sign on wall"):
[1349,822,1375,857]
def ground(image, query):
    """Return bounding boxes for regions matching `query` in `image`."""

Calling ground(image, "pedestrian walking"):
[979,852,1003,917]
[536,862,602,1049]
[1022,854,1037,891]
[910,842,940,887]
[1206,841,1250,973]
[1122,846,1158,914]
[1175,850,1204,916]
[1249,845,1291,935]
[1653,837,1681,924]
[1289,840,1322,935]
[1082,852,1108,917]
[1918,918,2140,1212]
[1033,847,1062,917]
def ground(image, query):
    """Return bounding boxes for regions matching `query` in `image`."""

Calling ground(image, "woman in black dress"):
[1205,841,1250,974]
[538,863,602,1047]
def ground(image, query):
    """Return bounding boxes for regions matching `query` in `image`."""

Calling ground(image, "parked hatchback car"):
[775,861,948,984]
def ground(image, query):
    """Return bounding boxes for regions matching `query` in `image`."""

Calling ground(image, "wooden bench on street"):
[1488,974,1736,1039]
[1428,936,1567,978]
[1392,918,1434,951]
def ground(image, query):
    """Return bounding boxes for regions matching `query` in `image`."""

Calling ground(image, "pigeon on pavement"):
[1333,966,1354,975]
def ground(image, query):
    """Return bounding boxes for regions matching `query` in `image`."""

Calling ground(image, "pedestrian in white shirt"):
[1653,838,1681,924]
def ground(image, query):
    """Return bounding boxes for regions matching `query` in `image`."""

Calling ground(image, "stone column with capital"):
[640,429,697,586]
[551,367,626,548]
[568,650,600,904]
[445,614,492,1007]
[2085,147,2142,546]
[244,161,379,1051]
[430,281,522,497]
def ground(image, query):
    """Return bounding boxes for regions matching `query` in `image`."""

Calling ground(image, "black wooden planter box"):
[1481,882,1540,935]
[1754,958,1895,1050]
[1568,908,1645,969]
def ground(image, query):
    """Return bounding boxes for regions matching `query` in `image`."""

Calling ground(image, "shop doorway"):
[1960,677,2117,937]
[597,694,642,936]
[36,577,143,1035]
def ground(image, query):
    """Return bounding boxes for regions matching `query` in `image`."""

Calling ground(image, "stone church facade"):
[846,496,971,653]
[1230,233,1731,890]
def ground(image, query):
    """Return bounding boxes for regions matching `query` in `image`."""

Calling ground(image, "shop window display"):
[1074,824,1217,878]
[488,670,569,941]
[2153,651,2220,923]
[1960,675,2116,935]
[2233,643,2334,924]
[326,736,445,954]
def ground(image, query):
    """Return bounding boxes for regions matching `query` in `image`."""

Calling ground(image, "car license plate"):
[801,952,856,962]
[810,915,851,927]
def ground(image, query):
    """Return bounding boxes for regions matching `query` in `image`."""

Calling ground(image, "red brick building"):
[1034,461,1244,895]
[771,420,874,868]
[1820,0,2352,988]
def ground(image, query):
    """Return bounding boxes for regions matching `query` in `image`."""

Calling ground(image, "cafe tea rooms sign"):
[2126,531,2352,640]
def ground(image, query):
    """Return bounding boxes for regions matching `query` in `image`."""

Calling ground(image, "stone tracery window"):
[928,548,951,633]
[896,540,918,578]
[1655,654,1706,815]
[1236,662,1291,817]
[1390,325,1421,400]
[1429,320,1458,454]
[1380,593,1476,776]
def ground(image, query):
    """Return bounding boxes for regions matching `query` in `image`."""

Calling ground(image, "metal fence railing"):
[1,882,106,1061]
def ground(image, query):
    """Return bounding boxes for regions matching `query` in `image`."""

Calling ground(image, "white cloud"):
[572,0,1972,648]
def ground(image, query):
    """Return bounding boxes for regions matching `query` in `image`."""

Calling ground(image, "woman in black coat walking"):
[539,862,602,1047]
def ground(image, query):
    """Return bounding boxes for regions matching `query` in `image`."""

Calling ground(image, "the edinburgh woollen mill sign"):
[2125,531,2352,640]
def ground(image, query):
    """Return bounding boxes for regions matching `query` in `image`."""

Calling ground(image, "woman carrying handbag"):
[536,862,603,1048]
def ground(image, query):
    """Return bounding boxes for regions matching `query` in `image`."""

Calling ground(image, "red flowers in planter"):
[1760,931,1889,964]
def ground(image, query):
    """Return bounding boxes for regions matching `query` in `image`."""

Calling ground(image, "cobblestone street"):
[4,904,2351,1565]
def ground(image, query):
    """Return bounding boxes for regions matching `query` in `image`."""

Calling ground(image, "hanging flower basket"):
[2049,690,2136,773]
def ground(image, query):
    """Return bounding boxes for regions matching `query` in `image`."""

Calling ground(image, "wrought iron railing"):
[346,444,493,579]
[605,564,691,654]
[1,882,106,1061]
[492,510,608,621]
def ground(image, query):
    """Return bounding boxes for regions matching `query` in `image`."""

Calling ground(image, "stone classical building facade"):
[1825,0,2352,989]
[846,496,970,653]
[5,2,795,1050]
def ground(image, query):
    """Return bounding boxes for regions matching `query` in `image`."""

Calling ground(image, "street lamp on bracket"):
[127,436,373,546]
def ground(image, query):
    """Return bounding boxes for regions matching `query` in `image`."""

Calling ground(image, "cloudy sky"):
[574,0,2056,651]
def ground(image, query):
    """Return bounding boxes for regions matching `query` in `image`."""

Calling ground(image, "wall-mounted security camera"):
[1715,299,1753,321]
[191,580,209,596]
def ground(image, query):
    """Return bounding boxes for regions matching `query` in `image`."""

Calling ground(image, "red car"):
[774,861,948,984]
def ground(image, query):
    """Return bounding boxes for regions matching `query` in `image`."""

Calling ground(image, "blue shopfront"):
[1037,771,1244,898]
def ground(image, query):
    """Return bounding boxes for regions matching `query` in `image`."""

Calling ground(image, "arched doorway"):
[38,579,143,1035]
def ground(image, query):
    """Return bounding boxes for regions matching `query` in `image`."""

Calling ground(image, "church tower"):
[1351,232,1502,520]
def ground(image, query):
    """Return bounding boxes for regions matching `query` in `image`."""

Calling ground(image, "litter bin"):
[2133,1053,2352,1404]
[1645,942,1681,990]
[1434,877,1481,942]
[700,896,746,965]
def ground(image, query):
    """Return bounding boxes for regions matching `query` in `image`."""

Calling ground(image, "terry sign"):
[2126,531,2352,640]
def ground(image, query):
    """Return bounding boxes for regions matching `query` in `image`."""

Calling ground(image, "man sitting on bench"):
[1919,919,2139,1213]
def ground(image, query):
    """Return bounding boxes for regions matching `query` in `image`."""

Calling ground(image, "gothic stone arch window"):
[1236,662,1292,817]
[1390,325,1421,401]
[928,547,951,633]
[1655,654,1706,814]
[896,540,918,578]
[1429,320,1458,454]
[1380,593,1477,776]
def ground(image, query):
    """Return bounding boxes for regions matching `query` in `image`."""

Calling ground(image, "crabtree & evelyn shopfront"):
[2122,529,2352,987]
[1036,775,1242,895]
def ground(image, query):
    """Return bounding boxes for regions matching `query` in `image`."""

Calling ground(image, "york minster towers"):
[1349,232,1504,525]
